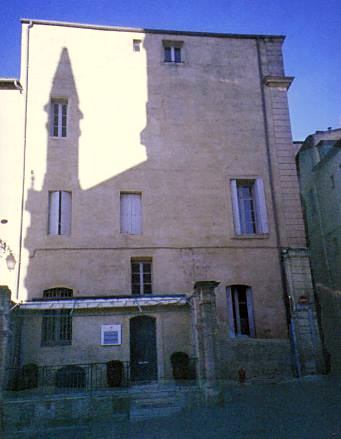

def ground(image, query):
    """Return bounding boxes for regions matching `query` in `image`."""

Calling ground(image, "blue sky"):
[1,0,340,140]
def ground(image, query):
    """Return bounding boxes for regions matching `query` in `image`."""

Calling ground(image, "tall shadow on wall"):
[23,36,203,307]
[24,48,83,297]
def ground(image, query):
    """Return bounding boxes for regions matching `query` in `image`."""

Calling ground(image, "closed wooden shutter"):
[226,287,236,337]
[254,178,269,233]
[230,180,241,235]
[60,191,72,235]
[48,191,60,235]
[120,193,142,234]
[246,287,256,337]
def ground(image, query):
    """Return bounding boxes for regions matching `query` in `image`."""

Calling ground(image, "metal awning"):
[19,295,188,310]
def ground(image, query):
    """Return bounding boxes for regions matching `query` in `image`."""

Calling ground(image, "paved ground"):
[6,375,341,438]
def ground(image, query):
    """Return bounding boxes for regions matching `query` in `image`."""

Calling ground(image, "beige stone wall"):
[11,22,306,368]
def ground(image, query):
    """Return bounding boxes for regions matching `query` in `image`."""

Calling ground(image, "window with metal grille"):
[43,287,73,299]
[131,259,152,295]
[41,288,73,346]
[50,99,68,137]
[226,285,255,337]
[230,178,268,235]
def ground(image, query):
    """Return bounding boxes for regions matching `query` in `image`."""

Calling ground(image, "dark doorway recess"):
[130,316,157,382]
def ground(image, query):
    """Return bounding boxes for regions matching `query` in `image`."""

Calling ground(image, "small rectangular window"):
[131,259,152,295]
[133,39,142,52]
[50,99,68,137]
[120,192,142,235]
[48,191,72,235]
[230,178,268,235]
[163,41,183,63]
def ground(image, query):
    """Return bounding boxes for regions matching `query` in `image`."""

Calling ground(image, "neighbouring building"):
[0,19,325,391]
[296,128,341,373]
[296,128,341,289]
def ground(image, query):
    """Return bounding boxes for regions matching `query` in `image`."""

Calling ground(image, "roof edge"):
[0,78,22,90]
[21,18,285,40]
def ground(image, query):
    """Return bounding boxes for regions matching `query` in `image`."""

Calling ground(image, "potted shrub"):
[106,360,123,387]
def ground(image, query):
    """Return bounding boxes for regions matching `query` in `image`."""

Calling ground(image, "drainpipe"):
[13,80,23,93]
[16,20,34,301]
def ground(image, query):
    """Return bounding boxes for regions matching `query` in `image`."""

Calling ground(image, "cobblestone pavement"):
[6,376,341,439]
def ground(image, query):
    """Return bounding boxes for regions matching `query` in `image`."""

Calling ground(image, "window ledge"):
[163,61,185,66]
[231,233,270,240]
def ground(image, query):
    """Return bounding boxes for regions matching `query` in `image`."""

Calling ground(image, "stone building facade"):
[0,19,324,387]
[296,128,341,373]
[296,128,341,290]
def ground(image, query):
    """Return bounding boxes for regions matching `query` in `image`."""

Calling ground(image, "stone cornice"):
[263,76,294,90]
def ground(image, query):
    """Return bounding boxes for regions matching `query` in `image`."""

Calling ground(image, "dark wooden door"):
[130,316,157,382]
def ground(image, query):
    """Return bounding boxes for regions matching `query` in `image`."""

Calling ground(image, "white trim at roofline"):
[19,296,188,310]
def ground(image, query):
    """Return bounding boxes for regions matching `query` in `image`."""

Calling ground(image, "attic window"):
[133,39,141,52]
[163,40,183,63]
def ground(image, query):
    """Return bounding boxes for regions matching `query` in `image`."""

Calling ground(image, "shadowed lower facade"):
[0,19,326,397]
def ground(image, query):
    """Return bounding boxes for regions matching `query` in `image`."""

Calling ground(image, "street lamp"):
[5,253,16,271]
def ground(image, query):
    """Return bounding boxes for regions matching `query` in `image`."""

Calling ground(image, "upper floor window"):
[163,41,183,63]
[133,39,142,52]
[230,178,268,235]
[48,191,72,235]
[226,285,255,337]
[131,259,152,295]
[120,192,142,235]
[50,99,67,137]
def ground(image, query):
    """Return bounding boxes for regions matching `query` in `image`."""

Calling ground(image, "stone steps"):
[129,389,185,421]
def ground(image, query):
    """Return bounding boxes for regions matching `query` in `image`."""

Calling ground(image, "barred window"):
[43,287,73,299]
[41,287,73,346]
[42,310,72,346]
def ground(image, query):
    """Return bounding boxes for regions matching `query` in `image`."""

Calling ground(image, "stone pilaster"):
[191,281,222,405]
[282,248,325,375]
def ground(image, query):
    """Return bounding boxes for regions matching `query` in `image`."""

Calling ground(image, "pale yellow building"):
[0,19,324,385]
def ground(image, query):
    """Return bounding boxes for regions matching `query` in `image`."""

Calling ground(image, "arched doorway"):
[130,316,157,382]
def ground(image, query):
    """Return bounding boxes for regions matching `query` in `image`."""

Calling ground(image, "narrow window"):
[226,285,255,337]
[163,41,183,63]
[41,288,73,346]
[133,39,142,52]
[120,192,142,235]
[48,191,72,235]
[230,178,268,235]
[50,99,68,137]
[131,259,152,295]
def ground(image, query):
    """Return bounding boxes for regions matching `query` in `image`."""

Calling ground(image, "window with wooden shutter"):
[120,193,142,235]
[230,178,268,235]
[48,191,72,235]
[226,285,255,337]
